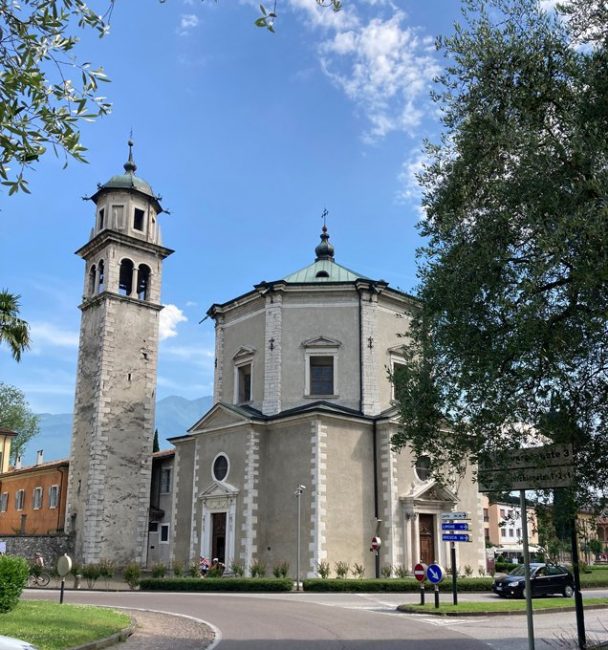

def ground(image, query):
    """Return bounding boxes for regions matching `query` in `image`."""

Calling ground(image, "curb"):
[397,603,608,617]
[68,623,135,650]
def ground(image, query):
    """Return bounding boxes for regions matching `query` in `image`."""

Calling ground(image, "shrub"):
[0,555,29,613]
[478,567,486,577]
[188,561,200,577]
[494,561,516,574]
[380,564,392,579]
[317,561,330,579]
[173,561,183,577]
[335,561,349,579]
[98,559,115,588]
[463,564,473,577]
[123,563,141,590]
[230,562,245,577]
[272,561,289,579]
[250,561,267,578]
[394,565,409,579]
[352,563,365,578]
[140,578,292,592]
[302,577,495,592]
[151,563,166,579]
[81,563,101,589]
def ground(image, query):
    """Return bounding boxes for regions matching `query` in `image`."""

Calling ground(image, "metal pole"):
[434,584,439,609]
[451,542,458,606]
[420,583,425,606]
[520,489,535,650]
[295,485,305,592]
[571,517,587,649]
[60,578,65,604]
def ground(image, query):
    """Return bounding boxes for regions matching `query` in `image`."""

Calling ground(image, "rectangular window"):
[15,489,24,511]
[0,492,7,512]
[98,208,105,230]
[391,360,407,400]
[160,524,169,543]
[483,508,489,522]
[516,528,521,538]
[48,485,59,509]
[160,468,171,494]
[237,363,252,403]
[500,528,506,537]
[484,528,490,541]
[149,522,158,532]
[500,509,506,518]
[133,208,145,231]
[309,356,334,395]
[508,529,514,537]
[32,487,43,510]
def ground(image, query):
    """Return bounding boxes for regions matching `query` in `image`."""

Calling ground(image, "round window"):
[213,454,229,482]
[415,455,432,482]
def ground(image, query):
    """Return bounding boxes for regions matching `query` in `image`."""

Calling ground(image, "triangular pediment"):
[301,336,342,348]
[232,345,256,361]
[409,481,458,504]
[198,480,239,500]
[188,402,255,434]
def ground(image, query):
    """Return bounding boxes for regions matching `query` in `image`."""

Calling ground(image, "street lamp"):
[295,484,305,591]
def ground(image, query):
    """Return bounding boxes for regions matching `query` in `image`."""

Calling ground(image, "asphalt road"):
[25,588,608,650]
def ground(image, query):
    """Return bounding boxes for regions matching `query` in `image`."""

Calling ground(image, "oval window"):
[415,455,432,482]
[213,454,229,482]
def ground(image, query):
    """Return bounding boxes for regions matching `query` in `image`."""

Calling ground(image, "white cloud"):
[396,148,427,208]
[178,13,200,35]
[160,343,214,366]
[185,300,198,307]
[29,322,79,349]
[159,304,188,340]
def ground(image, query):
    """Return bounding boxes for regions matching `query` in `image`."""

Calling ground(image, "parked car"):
[492,562,574,598]
[0,637,38,650]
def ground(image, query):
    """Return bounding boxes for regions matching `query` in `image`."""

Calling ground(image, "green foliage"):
[250,560,266,578]
[230,561,245,577]
[81,563,101,589]
[394,565,409,579]
[140,577,292,592]
[98,559,114,581]
[463,564,473,577]
[352,563,365,578]
[123,563,140,590]
[272,561,289,578]
[303,577,495,592]
[152,429,160,453]
[172,561,183,577]
[334,561,349,579]
[187,561,200,577]
[589,539,604,557]
[151,563,166,578]
[0,555,29,612]
[380,564,392,578]
[391,0,608,503]
[0,292,30,361]
[254,0,341,33]
[0,382,39,462]
[317,561,331,579]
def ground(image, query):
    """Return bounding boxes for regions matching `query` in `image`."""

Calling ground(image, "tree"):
[392,0,608,505]
[0,382,39,463]
[0,291,30,361]
[153,428,160,453]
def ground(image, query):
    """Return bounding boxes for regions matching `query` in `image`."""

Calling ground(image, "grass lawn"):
[398,597,608,616]
[0,601,131,650]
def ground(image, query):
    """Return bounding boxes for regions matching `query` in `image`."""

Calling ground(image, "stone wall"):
[1,534,72,564]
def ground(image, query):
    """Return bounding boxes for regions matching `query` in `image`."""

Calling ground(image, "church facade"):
[170,228,486,577]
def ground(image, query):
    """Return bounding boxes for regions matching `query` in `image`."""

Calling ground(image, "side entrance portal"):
[419,513,435,565]
[212,512,226,562]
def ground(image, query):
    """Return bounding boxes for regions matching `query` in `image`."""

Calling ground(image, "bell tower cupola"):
[66,140,173,566]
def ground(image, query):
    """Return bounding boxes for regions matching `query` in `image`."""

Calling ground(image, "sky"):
[0,0,532,415]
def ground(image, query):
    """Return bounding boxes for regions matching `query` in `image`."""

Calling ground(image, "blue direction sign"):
[426,563,445,584]
[442,534,471,542]
[441,522,469,531]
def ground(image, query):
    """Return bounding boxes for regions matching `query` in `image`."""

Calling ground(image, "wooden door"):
[419,513,435,565]
[212,512,226,563]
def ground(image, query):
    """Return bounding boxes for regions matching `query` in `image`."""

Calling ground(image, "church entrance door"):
[212,512,226,562]
[419,513,435,565]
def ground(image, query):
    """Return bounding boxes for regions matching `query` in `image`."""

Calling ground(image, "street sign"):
[440,511,469,520]
[442,534,471,543]
[370,536,381,552]
[426,563,445,584]
[414,562,427,582]
[441,522,469,531]
[478,443,574,492]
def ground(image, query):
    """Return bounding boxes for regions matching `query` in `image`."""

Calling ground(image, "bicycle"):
[28,571,51,587]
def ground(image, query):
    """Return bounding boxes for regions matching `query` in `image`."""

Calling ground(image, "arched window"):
[97,260,105,293]
[118,259,134,296]
[137,265,151,301]
[88,265,96,296]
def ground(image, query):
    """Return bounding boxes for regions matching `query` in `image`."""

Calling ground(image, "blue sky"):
[2,0,479,414]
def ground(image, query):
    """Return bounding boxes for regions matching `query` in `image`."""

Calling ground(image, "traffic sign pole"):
[520,489,535,650]
[451,542,457,606]
[420,583,425,606]
[434,584,440,609]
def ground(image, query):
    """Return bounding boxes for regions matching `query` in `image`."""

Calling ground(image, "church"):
[65,145,485,576]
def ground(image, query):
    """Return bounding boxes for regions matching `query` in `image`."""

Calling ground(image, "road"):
[25,588,608,650]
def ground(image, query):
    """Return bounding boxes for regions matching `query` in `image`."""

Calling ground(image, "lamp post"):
[295,484,305,591]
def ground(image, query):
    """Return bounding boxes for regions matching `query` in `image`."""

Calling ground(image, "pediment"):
[388,344,407,354]
[301,336,342,348]
[198,480,239,500]
[232,345,256,361]
[188,402,253,434]
[409,481,458,504]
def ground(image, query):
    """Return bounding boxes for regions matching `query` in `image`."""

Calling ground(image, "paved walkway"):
[120,609,216,649]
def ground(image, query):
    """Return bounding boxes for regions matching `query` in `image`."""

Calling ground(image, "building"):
[170,227,486,577]
[65,142,173,565]
[147,449,175,566]
[482,495,539,561]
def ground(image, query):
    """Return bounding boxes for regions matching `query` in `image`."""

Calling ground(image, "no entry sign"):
[414,562,428,582]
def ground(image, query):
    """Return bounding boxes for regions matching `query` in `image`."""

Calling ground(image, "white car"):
[0,637,38,650]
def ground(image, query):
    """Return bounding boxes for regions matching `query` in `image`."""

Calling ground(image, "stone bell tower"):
[65,141,173,565]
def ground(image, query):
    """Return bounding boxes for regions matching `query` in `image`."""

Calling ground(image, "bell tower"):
[66,141,173,565]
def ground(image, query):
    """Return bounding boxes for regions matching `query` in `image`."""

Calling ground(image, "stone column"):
[262,291,283,415]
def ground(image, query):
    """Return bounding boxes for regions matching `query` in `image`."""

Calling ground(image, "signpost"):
[478,443,576,650]
[426,563,444,609]
[414,562,427,605]
[440,511,469,520]
[441,512,471,605]
[56,554,72,605]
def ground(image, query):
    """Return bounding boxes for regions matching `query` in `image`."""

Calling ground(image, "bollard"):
[420,584,425,606]
[434,584,440,609]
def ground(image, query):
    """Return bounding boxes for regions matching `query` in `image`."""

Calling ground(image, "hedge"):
[0,555,29,613]
[303,578,495,592]
[139,577,293,592]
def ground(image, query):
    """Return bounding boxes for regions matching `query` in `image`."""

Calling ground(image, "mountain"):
[27,395,213,466]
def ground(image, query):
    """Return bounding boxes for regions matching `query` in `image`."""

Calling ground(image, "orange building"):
[0,454,69,536]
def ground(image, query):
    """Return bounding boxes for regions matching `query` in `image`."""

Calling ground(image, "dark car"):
[492,562,574,598]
